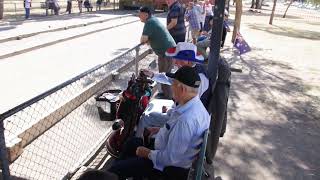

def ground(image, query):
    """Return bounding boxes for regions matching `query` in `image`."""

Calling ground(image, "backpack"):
[105,71,152,158]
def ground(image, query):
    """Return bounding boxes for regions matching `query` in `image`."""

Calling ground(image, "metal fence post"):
[135,46,140,76]
[0,119,11,180]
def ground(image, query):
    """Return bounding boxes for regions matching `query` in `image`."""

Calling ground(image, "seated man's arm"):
[149,118,194,171]
[146,127,161,136]
[152,73,173,85]
[141,69,172,85]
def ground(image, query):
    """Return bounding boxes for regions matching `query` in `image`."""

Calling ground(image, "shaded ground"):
[213,1,320,180]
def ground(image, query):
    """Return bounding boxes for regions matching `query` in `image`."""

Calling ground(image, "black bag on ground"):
[95,89,121,121]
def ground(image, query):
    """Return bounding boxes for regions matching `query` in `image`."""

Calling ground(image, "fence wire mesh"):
[0,44,150,180]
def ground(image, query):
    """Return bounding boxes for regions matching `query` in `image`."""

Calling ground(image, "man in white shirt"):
[194,0,206,32]
[24,0,31,19]
[204,0,214,31]
[108,66,210,180]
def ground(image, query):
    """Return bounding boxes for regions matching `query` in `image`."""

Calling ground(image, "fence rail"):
[0,43,152,180]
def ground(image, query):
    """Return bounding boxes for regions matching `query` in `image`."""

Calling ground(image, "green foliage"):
[306,0,320,6]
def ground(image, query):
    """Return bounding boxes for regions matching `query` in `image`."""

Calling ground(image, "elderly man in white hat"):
[135,42,210,138]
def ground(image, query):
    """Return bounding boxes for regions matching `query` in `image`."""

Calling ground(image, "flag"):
[234,32,251,55]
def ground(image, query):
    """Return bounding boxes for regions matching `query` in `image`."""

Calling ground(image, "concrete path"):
[0,12,168,115]
[0,10,136,43]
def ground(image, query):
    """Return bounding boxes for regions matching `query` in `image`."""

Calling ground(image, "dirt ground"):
[212,1,320,180]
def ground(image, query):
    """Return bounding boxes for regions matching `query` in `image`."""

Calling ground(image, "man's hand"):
[147,127,160,136]
[140,35,149,44]
[202,31,209,36]
[136,146,151,159]
[141,69,154,78]
[162,106,168,113]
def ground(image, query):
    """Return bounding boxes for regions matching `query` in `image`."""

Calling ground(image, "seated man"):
[135,42,209,138]
[83,0,93,11]
[197,10,230,60]
[108,66,210,180]
[196,16,213,60]
[96,0,102,11]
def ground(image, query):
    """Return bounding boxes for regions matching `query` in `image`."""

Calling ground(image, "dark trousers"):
[221,27,227,47]
[108,137,189,180]
[158,56,173,99]
[204,15,213,32]
[25,8,30,19]
[172,33,186,43]
[66,1,72,14]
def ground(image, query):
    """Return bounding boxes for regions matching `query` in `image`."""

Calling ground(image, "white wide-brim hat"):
[165,42,205,63]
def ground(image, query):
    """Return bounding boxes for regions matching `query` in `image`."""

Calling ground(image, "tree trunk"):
[283,0,293,18]
[269,0,277,25]
[232,0,242,42]
[0,0,4,20]
[255,0,262,9]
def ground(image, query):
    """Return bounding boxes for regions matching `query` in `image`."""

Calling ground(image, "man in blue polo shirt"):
[167,0,186,43]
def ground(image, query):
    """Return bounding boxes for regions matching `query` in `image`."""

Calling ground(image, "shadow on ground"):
[215,48,320,180]
[242,9,302,20]
[247,23,320,40]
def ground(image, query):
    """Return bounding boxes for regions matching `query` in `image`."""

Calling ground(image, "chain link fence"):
[0,44,151,180]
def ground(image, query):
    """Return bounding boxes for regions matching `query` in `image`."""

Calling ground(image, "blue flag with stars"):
[234,32,251,55]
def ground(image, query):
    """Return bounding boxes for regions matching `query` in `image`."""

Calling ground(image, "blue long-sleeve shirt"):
[149,96,210,171]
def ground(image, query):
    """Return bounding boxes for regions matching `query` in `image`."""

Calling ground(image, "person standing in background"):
[78,0,83,13]
[139,6,176,99]
[24,0,31,19]
[194,0,205,32]
[66,0,72,14]
[203,0,213,32]
[185,2,200,44]
[167,0,186,43]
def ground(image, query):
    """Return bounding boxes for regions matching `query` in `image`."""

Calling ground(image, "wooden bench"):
[84,1,93,11]
[41,1,57,16]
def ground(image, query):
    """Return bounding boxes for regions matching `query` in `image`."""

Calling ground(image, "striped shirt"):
[185,8,200,31]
